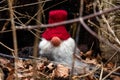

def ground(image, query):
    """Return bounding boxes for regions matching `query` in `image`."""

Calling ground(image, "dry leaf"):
[51,64,69,78]
[6,69,15,80]
[85,50,93,58]
[5,63,14,72]
[6,74,14,80]
[111,75,120,80]
[82,58,98,65]
[37,62,45,70]
[16,60,24,68]
[47,63,54,70]
[0,68,4,80]
[106,62,114,70]
[0,58,9,65]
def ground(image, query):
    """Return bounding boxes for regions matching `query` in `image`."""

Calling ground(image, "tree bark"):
[8,0,18,79]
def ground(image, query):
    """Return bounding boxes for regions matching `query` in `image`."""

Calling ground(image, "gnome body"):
[39,10,88,68]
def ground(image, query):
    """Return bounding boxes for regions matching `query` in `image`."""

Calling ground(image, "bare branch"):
[0,42,14,52]
[0,0,51,12]
[0,0,5,4]
[16,5,120,29]
[79,18,120,52]
[102,66,120,80]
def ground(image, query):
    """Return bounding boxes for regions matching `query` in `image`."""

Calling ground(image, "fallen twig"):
[102,66,120,80]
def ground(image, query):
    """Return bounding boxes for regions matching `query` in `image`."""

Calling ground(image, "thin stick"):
[0,0,51,12]
[15,5,120,53]
[14,10,41,24]
[0,42,14,52]
[105,51,118,65]
[79,18,120,54]
[7,0,18,79]
[97,0,120,45]
[16,5,120,29]
[88,20,116,41]
[73,66,101,79]
[70,0,84,79]
[99,63,104,80]
[90,42,94,50]
[1,21,9,31]
[102,66,120,80]
[32,0,43,79]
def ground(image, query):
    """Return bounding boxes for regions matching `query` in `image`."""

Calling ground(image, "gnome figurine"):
[39,10,88,69]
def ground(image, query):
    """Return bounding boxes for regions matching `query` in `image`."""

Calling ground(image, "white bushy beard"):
[39,38,75,64]
[39,37,88,67]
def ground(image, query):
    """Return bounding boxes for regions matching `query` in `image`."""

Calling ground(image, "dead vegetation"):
[0,49,120,80]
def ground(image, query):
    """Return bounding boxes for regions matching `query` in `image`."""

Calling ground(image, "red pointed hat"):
[42,10,70,40]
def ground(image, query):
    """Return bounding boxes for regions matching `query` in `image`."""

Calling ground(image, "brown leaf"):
[0,58,10,65]
[111,75,120,80]
[106,62,114,70]
[51,64,69,78]
[6,69,15,80]
[5,63,14,72]
[0,68,4,80]
[85,50,93,58]
[82,58,98,65]
[16,60,24,68]
[37,62,45,70]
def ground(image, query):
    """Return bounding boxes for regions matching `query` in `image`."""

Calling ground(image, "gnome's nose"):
[51,37,61,47]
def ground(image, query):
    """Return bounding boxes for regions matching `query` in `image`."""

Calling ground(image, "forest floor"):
[0,47,120,80]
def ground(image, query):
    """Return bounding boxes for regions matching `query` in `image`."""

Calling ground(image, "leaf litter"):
[0,49,120,80]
